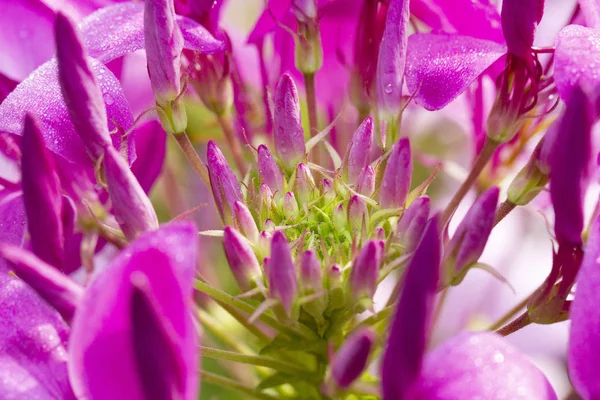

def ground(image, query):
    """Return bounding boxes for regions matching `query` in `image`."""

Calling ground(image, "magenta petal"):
[130,120,167,194]
[406,33,506,110]
[0,0,55,81]
[80,2,224,64]
[569,216,600,398]
[247,0,293,44]
[0,59,134,166]
[554,24,600,103]
[579,0,600,28]
[416,332,557,400]
[0,190,27,246]
[68,222,199,400]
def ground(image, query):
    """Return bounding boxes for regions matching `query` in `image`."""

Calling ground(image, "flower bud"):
[268,231,298,318]
[348,195,369,232]
[327,264,345,310]
[300,250,322,293]
[396,196,430,254]
[103,146,159,240]
[258,230,272,259]
[233,201,259,243]
[193,51,233,116]
[344,117,373,184]
[283,192,300,221]
[348,240,383,310]
[223,226,262,291]
[257,144,283,193]
[294,18,323,74]
[380,138,412,209]
[207,140,243,224]
[295,163,316,204]
[507,141,548,205]
[0,245,83,323]
[445,187,499,281]
[374,227,386,241]
[273,74,306,169]
[55,12,111,161]
[356,165,375,197]
[331,329,375,389]
[322,179,335,203]
[376,0,410,116]
[21,114,66,270]
[333,204,348,231]
[259,183,273,221]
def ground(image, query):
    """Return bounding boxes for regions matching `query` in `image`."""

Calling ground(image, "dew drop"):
[384,83,393,94]
[104,94,114,105]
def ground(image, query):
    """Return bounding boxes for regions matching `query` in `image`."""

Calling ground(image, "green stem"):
[201,347,313,376]
[495,312,531,336]
[198,309,252,353]
[354,305,395,331]
[214,301,271,344]
[440,139,499,227]
[304,72,320,165]
[201,370,280,400]
[194,280,318,341]
[487,292,532,331]
[172,132,211,188]
[493,200,517,227]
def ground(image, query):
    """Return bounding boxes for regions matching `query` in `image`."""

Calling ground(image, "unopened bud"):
[333,204,348,231]
[507,142,548,205]
[380,138,412,209]
[269,231,299,318]
[348,240,383,310]
[327,264,344,310]
[233,201,259,243]
[207,140,243,224]
[273,74,306,169]
[331,329,375,389]
[348,195,369,232]
[295,163,316,204]
[283,192,300,221]
[356,165,375,197]
[322,179,335,203]
[300,249,322,293]
[396,196,430,254]
[223,226,262,292]
[294,19,323,74]
[257,144,284,194]
[344,117,373,184]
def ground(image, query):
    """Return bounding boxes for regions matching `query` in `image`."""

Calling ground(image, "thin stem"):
[441,139,499,226]
[172,132,211,188]
[198,309,251,353]
[487,294,531,331]
[304,72,320,165]
[201,370,280,400]
[216,113,248,175]
[194,280,318,340]
[494,200,517,227]
[355,305,395,331]
[495,312,531,336]
[201,347,313,376]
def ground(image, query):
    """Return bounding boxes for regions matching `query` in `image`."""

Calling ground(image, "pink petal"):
[417,332,557,399]
[80,2,224,64]
[406,33,506,110]
[130,120,167,194]
[568,216,600,399]
[0,0,55,81]
[247,0,293,44]
[554,24,600,103]
[0,59,134,166]
[578,0,600,28]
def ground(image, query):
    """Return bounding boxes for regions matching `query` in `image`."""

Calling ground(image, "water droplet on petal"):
[384,83,393,94]
[104,94,114,105]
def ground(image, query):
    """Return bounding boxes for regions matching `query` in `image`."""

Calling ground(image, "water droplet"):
[493,351,504,363]
[384,83,393,94]
[104,94,114,105]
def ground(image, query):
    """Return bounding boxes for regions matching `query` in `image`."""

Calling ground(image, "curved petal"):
[569,216,600,399]
[80,1,224,64]
[579,0,600,28]
[0,58,134,166]
[406,33,506,110]
[555,24,600,104]
[247,0,293,44]
[417,332,557,400]
[0,190,27,247]
[68,222,199,400]
[130,120,167,194]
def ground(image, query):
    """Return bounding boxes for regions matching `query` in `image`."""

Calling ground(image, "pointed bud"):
[283,192,300,221]
[374,227,386,241]
[322,179,335,203]
[300,250,322,293]
[55,12,111,161]
[348,240,383,308]
[445,187,499,276]
[295,163,316,204]
[258,230,272,259]
[294,13,323,74]
[193,50,233,116]
[333,204,348,231]
[331,329,375,389]
[327,264,345,310]
[273,74,306,169]
[382,216,441,399]
[257,145,283,193]
[233,201,259,243]
[345,117,373,184]
[268,231,298,317]
[396,196,431,254]
[207,140,243,224]
[501,0,544,62]
[259,183,273,221]
[103,147,159,240]
[223,226,262,291]
[348,195,369,232]
[356,166,375,197]
[0,245,83,323]
[21,115,65,270]
[380,138,412,209]
[507,140,548,205]
[376,0,410,116]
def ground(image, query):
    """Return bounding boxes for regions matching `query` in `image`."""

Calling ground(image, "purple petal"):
[130,120,167,194]
[80,1,224,64]
[555,24,600,104]
[0,58,134,166]
[406,33,506,110]
[331,329,375,389]
[268,231,298,317]
[0,271,75,400]
[247,0,293,44]
[416,332,556,399]
[68,222,199,400]
[0,190,27,247]
[579,0,600,28]
[382,215,440,398]
[501,0,544,60]
[0,0,55,81]
[569,215,600,398]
